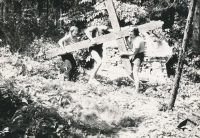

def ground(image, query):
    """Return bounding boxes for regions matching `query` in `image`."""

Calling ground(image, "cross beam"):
[106,0,132,74]
[46,21,163,58]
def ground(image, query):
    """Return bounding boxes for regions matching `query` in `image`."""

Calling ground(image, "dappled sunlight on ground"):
[0,49,200,137]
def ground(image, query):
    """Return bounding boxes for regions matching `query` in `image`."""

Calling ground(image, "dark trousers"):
[166,54,178,78]
[61,53,77,81]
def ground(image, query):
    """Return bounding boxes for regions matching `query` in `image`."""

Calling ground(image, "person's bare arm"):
[140,32,149,38]
[84,26,98,45]
[120,37,140,57]
[107,28,115,33]
[125,36,133,49]
[58,35,70,50]
[120,51,134,56]
[120,46,139,56]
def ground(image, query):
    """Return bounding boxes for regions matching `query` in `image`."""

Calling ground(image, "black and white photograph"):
[0,0,200,137]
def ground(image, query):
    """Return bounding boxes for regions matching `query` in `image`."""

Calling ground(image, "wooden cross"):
[105,0,132,75]
[46,0,163,75]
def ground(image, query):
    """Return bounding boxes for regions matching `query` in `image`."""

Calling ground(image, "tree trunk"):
[168,0,197,110]
[192,0,200,54]
[59,0,62,29]
[47,0,48,26]
[0,3,2,22]
[2,1,6,22]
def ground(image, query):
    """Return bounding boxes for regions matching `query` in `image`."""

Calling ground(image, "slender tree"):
[2,0,6,22]
[47,0,48,26]
[0,2,3,22]
[192,0,200,54]
[168,0,198,110]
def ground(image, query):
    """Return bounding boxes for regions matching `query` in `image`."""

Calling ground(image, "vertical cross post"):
[105,0,132,75]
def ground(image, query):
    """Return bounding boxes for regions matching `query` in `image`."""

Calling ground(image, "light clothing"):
[127,36,145,61]
[132,36,146,53]
[127,36,145,66]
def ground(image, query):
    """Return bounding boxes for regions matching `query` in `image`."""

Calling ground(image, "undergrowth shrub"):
[185,69,200,83]
[95,75,133,87]
[27,37,58,61]
[114,77,133,87]
[184,56,200,83]
[0,79,28,136]
[9,104,72,138]
[118,116,144,127]
[0,79,86,138]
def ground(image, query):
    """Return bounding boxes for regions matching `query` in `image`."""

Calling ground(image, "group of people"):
[58,24,157,93]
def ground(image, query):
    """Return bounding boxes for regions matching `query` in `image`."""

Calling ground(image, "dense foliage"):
[0,0,192,53]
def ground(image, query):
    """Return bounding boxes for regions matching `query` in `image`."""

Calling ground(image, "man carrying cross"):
[85,22,115,84]
[120,26,146,93]
[58,26,79,81]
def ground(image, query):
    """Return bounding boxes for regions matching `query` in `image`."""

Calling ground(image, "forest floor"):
[0,51,200,138]
[12,73,200,138]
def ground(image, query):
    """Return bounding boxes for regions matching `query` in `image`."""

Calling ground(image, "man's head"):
[69,26,78,37]
[129,26,139,37]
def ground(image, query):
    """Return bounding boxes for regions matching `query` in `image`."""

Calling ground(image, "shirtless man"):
[85,24,114,84]
[58,26,79,81]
